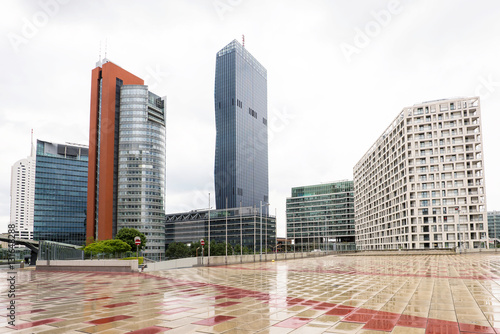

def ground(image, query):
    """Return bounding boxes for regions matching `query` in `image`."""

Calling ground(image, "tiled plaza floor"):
[2,253,500,333]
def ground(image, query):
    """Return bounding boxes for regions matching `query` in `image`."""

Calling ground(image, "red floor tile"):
[192,315,235,326]
[214,295,228,300]
[301,300,321,306]
[86,315,133,325]
[373,311,401,320]
[134,292,159,296]
[84,296,112,301]
[363,318,398,331]
[10,318,64,330]
[159,307,195,315]
[425,318,460,334]
[103,301,136,308]
[215,301,241,307]
[458,323,496,333]
[274,317,312,328]
[343,312,375,323]
[397,314,427,328]
[8,308,45,316]
[225,294,247,299]
[127,326,171,333]
[325,306,356,316]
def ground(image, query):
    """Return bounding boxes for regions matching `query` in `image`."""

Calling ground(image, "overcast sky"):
[1,0,499,237]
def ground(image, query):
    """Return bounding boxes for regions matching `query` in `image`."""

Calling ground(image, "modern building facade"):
[214,40,269,211]
[10,141,36,240]
[354,97,488,250]
[286,181,356,252]
[488,211,500,243]
[33,140,88,246]
[165,207,276,252]
[87,59,166,260]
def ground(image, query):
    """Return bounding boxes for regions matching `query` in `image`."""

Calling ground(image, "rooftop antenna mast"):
[98,41,102,62]
[104,38,108,59]
[242,34,245,48]
[30,129,35,157]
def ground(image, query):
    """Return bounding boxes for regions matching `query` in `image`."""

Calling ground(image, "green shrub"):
[121,256,144,265]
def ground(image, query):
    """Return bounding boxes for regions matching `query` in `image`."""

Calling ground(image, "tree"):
[165,242,190,259]
[116,228,147,252]
[84,239,131,256]
[209,241,231,256]
[234,244,251,255]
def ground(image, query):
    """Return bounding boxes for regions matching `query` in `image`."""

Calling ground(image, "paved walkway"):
[2,253,500,333]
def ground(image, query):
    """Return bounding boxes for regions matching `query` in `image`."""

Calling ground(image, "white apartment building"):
[10,152,36,240]
[354,97,488,250]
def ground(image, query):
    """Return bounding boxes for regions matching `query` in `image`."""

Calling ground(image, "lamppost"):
[208,193,210,265]
[240,200,242,262]
[324,216,327,254]
[260,201,262,261]
[253,205,256,261]
[260,201,270,261]
[225,197,228,263]
[275,208,277,260]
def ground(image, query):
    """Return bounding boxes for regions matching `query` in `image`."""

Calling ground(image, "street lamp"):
[260,201,270,261]
[208,193,211,265]
[240,200,243,261]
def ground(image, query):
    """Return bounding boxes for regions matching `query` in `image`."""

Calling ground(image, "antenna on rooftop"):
[30,129,35,157]
[242,34,245,48]
[98,41,102,62]
[105,38,108,58]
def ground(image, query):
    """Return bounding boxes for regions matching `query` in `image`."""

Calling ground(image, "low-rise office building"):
[286,180,355,252]
[488,211,500,244]
[165,207,276,252]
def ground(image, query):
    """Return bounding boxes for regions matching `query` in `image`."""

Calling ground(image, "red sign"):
[200,239,205,246]
[134,236,141,245]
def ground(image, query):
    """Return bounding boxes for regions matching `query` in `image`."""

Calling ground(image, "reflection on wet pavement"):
[2,253,500,333]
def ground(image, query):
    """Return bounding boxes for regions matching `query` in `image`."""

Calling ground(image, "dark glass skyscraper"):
[33,140,88,246]
[214,40,269,210]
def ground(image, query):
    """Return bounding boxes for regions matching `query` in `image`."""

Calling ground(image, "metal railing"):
[38,241,84,261]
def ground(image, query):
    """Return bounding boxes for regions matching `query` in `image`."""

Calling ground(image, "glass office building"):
[488,211,500,243]
[117,85,166,260]
[87,60,166,261]
[214,40,269,210]
[165,207,276,252]
[286,181,355,252]
[33,140,88,246]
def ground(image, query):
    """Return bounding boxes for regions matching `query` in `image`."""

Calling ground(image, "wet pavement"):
[2,253,500,333]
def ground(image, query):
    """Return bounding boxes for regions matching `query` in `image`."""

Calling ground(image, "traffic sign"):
[134,236,141,245]
[200,239,205,246]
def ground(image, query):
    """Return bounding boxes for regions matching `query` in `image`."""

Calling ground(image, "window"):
[248,108,257,119]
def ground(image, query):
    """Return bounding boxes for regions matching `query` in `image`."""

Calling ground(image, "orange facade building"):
[86,60,144,243]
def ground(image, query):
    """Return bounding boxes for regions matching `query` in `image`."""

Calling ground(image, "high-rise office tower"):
[87,59,166,260]
[354,97,488,250]
[214,40,269,210]
[33,140,88,245]
[10,137,36,241]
